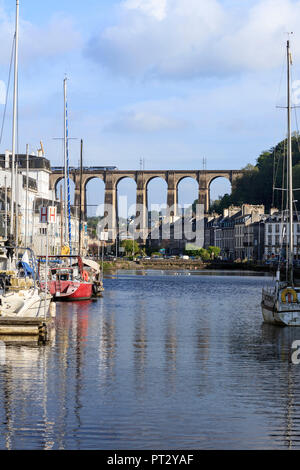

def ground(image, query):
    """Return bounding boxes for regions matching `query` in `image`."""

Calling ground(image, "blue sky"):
[1,0,300,215]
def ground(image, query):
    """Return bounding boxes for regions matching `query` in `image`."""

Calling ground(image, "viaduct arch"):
[49,169,243,242]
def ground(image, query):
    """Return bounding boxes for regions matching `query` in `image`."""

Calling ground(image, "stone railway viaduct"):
[49,168,244,241]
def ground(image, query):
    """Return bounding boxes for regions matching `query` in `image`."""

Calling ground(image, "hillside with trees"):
[210,134,300,214]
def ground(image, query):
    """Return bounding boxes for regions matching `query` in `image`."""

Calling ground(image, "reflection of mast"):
[284,362,294,449]
[164,307,177,390]
[98,309,116,381]
[41,345,55,450]
[56,304,71,449]
[74,301,90,440]
[133,303,147,391]
[3,363,14,449]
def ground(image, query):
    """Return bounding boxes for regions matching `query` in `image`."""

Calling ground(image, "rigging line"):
[292,101,300,161]
[272,145,282,207]
[281,136,287,212]
[293,198,300,222]
[291,82,300,221]
[272,146,277,208]
[291,64,300,147]
[0,34,15,146]
[276,46,287,107]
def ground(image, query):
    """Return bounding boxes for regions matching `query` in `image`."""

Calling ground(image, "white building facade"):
[0,151,85,256]
[264,212,300,259]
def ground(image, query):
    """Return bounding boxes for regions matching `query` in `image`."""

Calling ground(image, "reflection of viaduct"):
[50,169,244,240]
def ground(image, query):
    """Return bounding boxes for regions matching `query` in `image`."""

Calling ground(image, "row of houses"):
[205,204,300,262]
[144,202,300,261]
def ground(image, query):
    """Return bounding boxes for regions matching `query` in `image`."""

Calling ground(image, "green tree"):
[207,246,221,259]
[209,135,300,214]
[199,248,210,261]
[120,239,140,256]
[210,193,233,214]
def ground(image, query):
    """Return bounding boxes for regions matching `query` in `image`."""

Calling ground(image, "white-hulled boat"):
[261,39,300,326]
[0,288,51,318]
[0,247,52,319]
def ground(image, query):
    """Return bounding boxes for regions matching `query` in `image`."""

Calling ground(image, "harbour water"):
[0,270,300,450]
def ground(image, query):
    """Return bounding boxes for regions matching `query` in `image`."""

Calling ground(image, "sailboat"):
[39,82,95,301]
[261,39,300,326]
[0,250,51,318]
[0,0,52,320]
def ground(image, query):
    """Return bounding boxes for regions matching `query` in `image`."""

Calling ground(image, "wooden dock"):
[0,317,54,342]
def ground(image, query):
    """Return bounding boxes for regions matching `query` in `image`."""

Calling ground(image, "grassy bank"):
[100,259,271,272]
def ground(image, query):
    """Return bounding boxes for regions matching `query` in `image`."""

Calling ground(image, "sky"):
[0,0,300,215]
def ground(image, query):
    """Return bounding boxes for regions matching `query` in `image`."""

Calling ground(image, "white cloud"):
[0,7,82,66]
[124,0,167,21]
[20,14,82,64]
[0,80,6,105]
[86,0,300,79]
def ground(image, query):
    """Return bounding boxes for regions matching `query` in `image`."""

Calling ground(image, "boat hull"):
[0,290,52,319]
[42,280,93,301]
[21,294,52,318]
[261,301,300,326]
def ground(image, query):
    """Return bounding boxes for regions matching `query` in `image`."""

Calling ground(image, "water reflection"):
[133,299,147,394]
[164,308,177,393]
[98,306,116,384]
[0,272,300,449]
[0,345,53,449]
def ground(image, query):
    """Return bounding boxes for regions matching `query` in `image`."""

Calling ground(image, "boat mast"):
[63,77,73,254]
[10,0,19,239]
[78,139,83,256]
[287,39,294,284]
[63,78,68,244]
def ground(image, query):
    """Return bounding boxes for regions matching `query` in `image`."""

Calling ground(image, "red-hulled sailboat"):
[40,86,104,302]
[39,255,94,301]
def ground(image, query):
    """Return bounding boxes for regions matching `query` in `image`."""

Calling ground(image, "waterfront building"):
[146,216,188,255]
[0,151,85,255]
[204,204,266,261]
[264,210,300,260]
[205,206,240,260]
[234,205,265,260]
[204,213,221,248]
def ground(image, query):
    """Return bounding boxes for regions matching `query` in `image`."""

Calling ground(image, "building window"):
[268,235,272,246]
[275,224,280,233]
[268,225,272,233]
[275,235,279,246]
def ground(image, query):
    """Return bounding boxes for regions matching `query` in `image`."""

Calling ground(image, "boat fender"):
[82,270,89,282]
[281,288,297,304]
